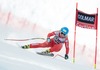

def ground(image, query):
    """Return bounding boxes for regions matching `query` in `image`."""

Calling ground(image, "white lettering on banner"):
[78,14,95,22]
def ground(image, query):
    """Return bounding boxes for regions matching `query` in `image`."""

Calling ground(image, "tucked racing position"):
[22,27,69,59]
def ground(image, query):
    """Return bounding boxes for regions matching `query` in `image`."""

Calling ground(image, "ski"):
[36,52,54,57]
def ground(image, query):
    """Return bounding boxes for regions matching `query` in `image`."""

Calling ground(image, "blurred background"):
[0,0,100,70]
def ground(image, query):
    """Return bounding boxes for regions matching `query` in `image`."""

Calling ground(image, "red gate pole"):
[73,2,78,63]
[94,8,98,69]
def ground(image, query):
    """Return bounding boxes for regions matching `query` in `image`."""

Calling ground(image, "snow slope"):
[0,41,94,70]
[0,23,98,70]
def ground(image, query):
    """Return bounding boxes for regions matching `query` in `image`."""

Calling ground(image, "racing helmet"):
[60,27,69,36]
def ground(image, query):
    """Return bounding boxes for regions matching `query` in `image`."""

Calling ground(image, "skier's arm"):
[64,37,69,59]
[65,41,69,54]
[47,31,56,38]
[46,31,56,42]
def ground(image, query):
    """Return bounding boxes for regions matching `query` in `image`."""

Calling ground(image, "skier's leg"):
[22,41,49,49]
[49,44,63,52]
[30,41,49,48]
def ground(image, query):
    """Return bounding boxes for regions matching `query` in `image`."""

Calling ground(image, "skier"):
[22,27,69,60]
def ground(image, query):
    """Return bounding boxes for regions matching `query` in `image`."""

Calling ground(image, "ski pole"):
[53,54,64,59]
[4,38,45,41]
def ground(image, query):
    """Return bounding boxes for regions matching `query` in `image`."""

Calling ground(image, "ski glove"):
[47,38,50,42]
[65,54,69,60]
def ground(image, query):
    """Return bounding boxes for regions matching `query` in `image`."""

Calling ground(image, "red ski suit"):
[30,31,69,54]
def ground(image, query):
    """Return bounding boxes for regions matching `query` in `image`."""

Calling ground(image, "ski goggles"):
[60,32,66,36]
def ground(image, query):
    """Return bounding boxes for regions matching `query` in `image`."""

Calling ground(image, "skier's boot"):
[21,44,30,49]
[41,49,50,54]
[41,49,54,56]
